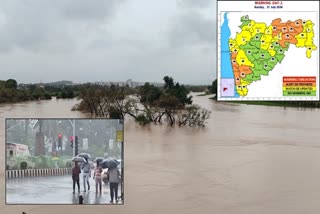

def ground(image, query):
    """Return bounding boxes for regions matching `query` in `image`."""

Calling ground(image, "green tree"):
[139,82,162,105]
[163,76,174,89]
[5,79,18,89]
[208,79,217,94]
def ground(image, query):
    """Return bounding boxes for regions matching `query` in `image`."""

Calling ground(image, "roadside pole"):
[73,119,75,157]
[121,140,124,201]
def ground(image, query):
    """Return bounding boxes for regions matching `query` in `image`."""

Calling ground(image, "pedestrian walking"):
[72,161,81,194]
[81,158,91,192]
[93,160,103,194]
[107,167,121,203]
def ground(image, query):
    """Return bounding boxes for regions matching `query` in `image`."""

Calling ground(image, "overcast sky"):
[0,0,216,85]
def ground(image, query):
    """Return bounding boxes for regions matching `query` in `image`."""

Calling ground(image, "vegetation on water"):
[75,76,211,127]
[1,77,212,127]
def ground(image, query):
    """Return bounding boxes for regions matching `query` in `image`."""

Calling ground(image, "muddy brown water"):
[1,94,320,214]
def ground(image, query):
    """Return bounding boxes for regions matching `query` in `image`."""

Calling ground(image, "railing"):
[6,168,72,179]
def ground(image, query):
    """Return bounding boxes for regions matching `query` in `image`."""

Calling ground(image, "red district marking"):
[223,87,228,92]
[283,77,316,82]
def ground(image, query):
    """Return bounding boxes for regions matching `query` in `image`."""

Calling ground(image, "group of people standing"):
[72,158,121,204]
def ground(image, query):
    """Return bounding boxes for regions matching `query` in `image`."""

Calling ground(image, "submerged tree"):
[75,77,211,127]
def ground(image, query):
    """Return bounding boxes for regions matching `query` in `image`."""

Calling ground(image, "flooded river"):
[1,94,320,214]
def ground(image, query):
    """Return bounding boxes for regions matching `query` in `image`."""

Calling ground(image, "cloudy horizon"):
[0,0,216,85]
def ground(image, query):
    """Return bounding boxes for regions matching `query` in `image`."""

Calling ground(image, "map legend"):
[282,76,316,96]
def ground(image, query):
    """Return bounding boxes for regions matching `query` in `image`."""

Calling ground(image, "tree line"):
[0,79,79,103]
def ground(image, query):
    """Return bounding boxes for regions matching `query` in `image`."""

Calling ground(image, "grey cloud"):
[168,11,215,48]
[0,0,124,53]
[0,0,216,85]
[177,0,214,9]
[60,0,126,21]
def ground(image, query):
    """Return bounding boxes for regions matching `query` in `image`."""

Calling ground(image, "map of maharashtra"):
[228,15,317,96]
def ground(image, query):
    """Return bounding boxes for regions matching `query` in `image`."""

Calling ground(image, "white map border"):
[217,11,319,101]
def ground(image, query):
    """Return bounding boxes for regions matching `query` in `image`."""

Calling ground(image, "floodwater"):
[1,94,320,214]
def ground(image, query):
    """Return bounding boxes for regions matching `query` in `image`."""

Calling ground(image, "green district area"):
[228,15,317,97]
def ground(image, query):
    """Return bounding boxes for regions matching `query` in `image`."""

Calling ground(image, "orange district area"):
[271,18,303,47]
[284,82,316,87]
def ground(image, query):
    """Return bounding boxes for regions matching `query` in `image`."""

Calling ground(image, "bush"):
[66,161,72,168]
[43,93,52,100]
[20,161,28,169]
[135,114,151,125]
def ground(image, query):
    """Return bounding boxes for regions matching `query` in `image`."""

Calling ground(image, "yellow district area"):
[235,50,255,66]
[295,32,307,47]
[230,46,240,53]
[236,79,249,96]
[271,33,281,42]
[235,30,252,46]
[306,45,317,58]
[260,34,273,50]
[252,22,267,37]
[295,20,317,58]
[228,39,239,51]
[267,43,276,56]
[282,86,316,91]
[241,20,255,32]
[264,26,273,35]
[305,34,315,46]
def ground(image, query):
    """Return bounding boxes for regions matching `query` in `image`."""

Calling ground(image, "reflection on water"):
[1,94,320,213]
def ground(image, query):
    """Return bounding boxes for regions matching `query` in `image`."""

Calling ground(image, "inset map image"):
[217,1,319,101]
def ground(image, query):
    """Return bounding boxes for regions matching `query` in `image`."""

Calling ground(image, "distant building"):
[126,79,133,87]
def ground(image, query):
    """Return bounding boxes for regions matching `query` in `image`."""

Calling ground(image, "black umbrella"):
[77,153,91,160]
[72,156,86,162]
[94,157,104,164]
[101,158,120,169]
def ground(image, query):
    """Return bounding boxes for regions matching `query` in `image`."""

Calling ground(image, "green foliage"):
[5,79,18,89]
[0,79,79,103]
[65,161,72,168]
[166,83,192,105]
[56,159,64,168]
[139,83,162,105]
[135,114,152,125]
[61,91,67,98]
[43,93,52,100]
[163,76,174,89]
[20,161,28,169]
[208,79,217,94]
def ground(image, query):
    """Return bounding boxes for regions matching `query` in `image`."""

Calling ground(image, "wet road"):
[6,175,122,204]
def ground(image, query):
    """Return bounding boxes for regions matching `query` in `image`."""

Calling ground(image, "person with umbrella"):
[106,162,121,203]
[71,161,81,194]
[81,157,91,192]
[93,158,103,194]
